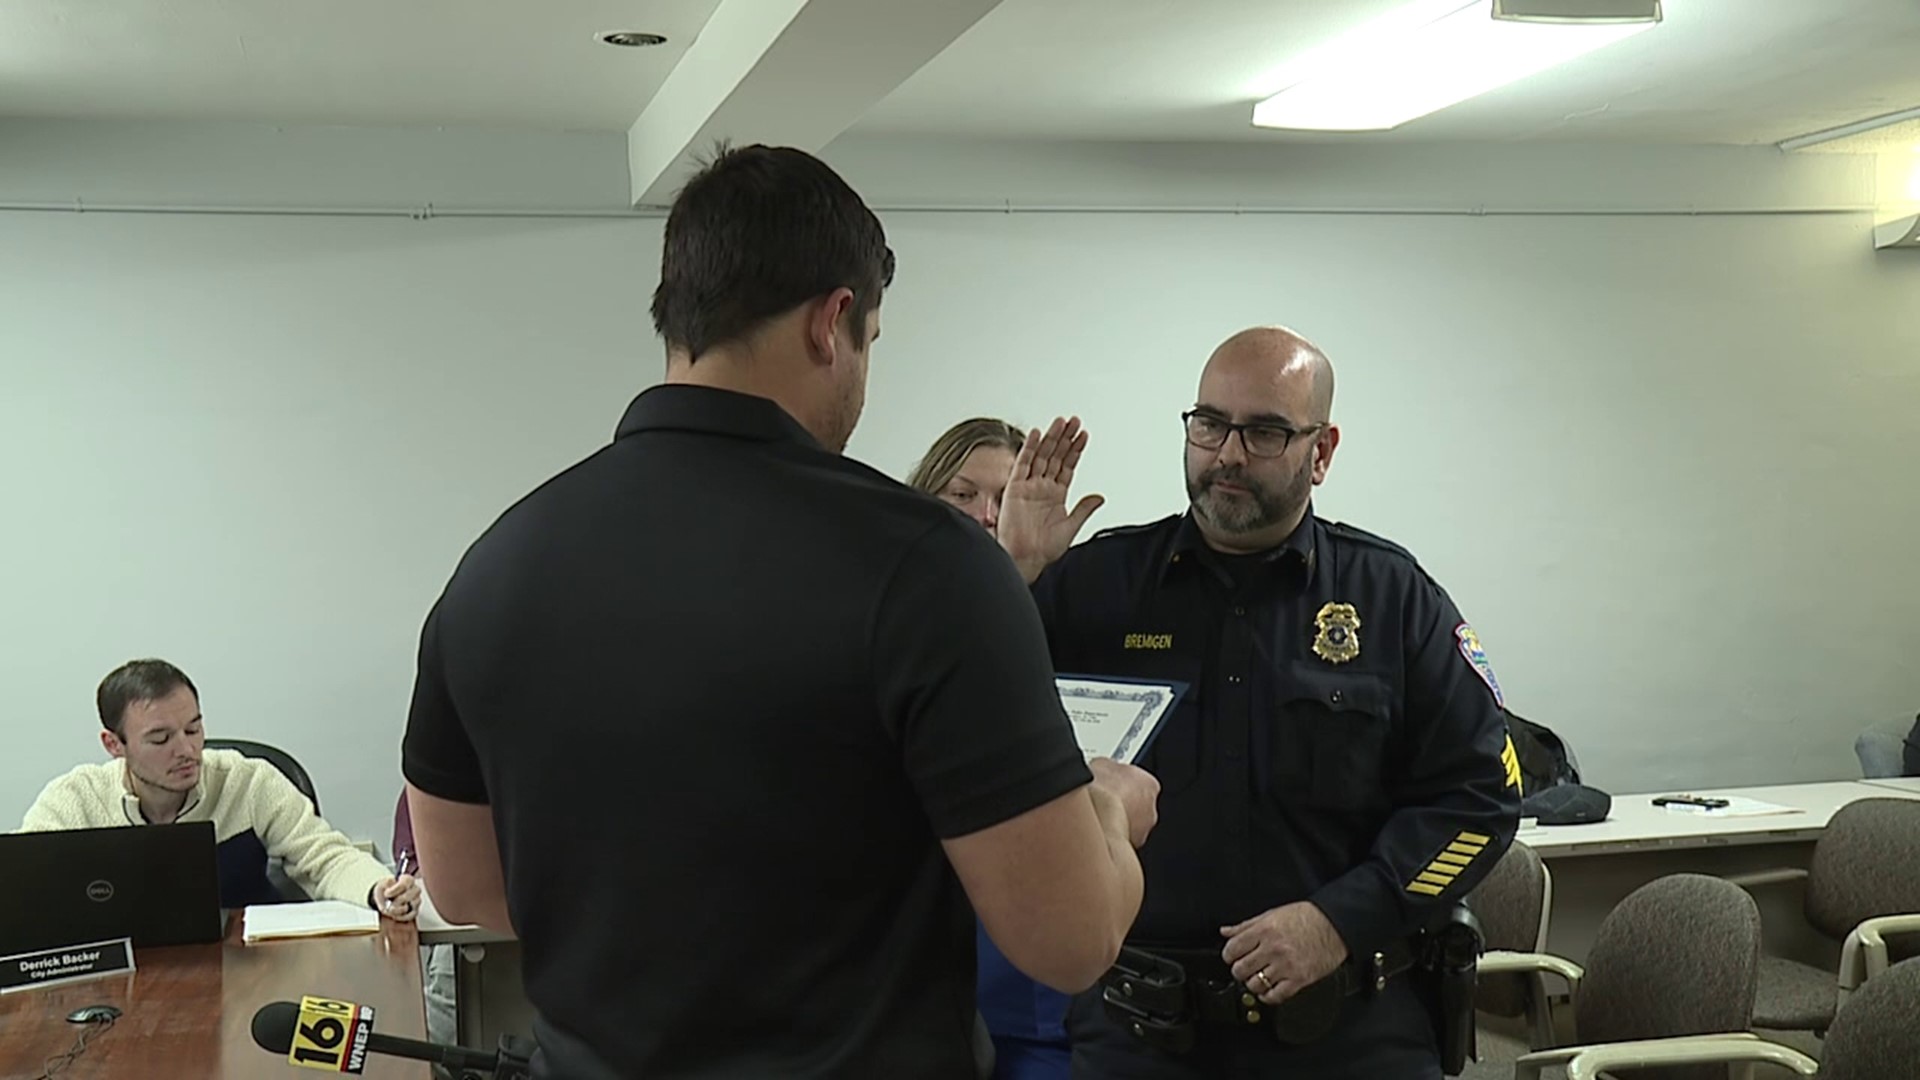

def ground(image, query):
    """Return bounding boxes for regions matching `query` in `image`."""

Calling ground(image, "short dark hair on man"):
[650,144,895,361]
[97,659,198,736]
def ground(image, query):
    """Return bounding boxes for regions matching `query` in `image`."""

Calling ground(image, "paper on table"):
[1056,676,1185,765]
[242,900,379,944]
[1656,796,1802,818]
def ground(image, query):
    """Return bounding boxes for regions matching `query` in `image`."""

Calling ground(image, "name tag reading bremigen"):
[1055,677,1186,766]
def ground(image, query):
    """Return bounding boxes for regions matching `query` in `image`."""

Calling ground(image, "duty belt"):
[1098,940,1416,1054]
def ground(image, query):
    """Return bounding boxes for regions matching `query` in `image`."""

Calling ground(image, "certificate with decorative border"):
[1056,675,1187,765]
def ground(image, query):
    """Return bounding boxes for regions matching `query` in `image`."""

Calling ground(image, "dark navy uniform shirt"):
[1032,510,1522,956]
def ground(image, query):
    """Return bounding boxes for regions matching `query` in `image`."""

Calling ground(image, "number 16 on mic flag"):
[288,995,374,1073]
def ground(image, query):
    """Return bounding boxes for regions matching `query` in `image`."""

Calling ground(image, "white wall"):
[860,207,1920,793]
[1,212,661,843]
[5,128,1918,842]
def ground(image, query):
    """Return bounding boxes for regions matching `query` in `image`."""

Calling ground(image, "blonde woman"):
[907,418,1027,536]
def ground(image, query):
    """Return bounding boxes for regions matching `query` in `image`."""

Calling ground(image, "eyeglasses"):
[1182,411,1323,458]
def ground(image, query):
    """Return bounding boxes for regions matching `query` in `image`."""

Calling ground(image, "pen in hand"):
[380,849,421,918]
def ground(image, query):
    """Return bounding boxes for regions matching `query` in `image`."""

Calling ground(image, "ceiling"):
[1792,116,1920,155]
[0,0,722,130]
[2,0,1919,147]
[853,0,1920,145]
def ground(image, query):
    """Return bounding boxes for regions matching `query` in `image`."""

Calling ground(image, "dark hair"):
[650,144,895,361]
[97,659,198,736]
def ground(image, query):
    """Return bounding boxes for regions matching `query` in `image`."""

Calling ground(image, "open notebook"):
[242,900,379,944]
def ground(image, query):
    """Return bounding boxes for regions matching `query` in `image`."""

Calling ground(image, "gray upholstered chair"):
[1732,798,1920,1035]
[1480,873,1762,1080]
[1471,841,1558,1053]
[1560,955,1920,1079]
[1853,728,1906,780]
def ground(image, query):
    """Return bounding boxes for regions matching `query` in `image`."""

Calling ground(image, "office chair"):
[1472,873,1762,1080]
[1470,841,1558,1054]
[206,738,322,904]
[1852,728,1905,780]
[1731,798,1920,1035]
[1560,955,1920,1079]
[206,738,320,813]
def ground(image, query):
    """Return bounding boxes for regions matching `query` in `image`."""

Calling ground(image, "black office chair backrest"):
[205,739,320,814]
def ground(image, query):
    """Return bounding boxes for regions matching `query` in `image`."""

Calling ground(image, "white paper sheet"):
[242,900,379,943]
[1056,677,1184,765]
[1655,796,1801,818]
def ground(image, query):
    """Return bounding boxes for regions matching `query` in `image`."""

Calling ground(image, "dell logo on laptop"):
[85,880,115,903]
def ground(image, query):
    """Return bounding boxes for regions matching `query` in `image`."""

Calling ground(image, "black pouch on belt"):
[1269,939,1420,1045]
[1099,947,1196,1055]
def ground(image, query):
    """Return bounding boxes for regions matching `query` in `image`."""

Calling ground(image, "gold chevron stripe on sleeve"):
[1406,830,1495,896]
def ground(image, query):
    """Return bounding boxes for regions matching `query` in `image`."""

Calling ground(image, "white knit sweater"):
[18,748,389,907]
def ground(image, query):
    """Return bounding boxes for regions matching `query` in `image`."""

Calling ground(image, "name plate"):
[0,938,136,994]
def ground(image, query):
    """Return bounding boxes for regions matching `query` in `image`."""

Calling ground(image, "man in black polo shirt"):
[998,327,1522,1078]
[399,145,1159,1080]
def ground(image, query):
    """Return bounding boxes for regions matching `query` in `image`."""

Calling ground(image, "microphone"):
[251,998,511,1074]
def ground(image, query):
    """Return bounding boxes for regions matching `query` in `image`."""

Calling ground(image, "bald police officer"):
[998,326,1523,1078]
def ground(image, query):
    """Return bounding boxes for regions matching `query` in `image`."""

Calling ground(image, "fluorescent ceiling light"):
[1251,0,1658,132]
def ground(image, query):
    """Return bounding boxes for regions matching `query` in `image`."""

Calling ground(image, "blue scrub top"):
[976,923,1071,1042]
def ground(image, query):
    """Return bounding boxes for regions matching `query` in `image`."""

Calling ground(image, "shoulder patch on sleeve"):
[1454,623,1505,707]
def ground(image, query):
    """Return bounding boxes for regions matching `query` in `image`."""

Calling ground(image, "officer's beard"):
[1187,455,1313,538]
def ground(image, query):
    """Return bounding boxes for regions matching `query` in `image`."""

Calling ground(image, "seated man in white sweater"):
[20,658,421,918]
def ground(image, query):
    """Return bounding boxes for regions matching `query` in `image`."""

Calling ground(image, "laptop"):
[0,822,224,955]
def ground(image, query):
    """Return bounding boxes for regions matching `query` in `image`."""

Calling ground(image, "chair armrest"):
[1560,1035,1816,1080]
[1519,1034,1763,1080]
[1840,912,1920,990]
[1479,950,1585,990]
[1722,867,1809,889]
[1478,951,1579,1050]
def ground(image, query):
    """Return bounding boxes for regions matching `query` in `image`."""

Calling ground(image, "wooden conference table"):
[0,915,427,1079]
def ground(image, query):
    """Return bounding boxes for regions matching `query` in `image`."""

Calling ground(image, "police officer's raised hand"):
[1220,901,1348,1006]
[1087,757,1159,848]
[997,417,1105,584]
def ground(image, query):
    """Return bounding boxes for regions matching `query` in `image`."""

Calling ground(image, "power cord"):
[33,1016,115,1080]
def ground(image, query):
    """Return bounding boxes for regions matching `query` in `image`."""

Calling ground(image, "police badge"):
[1312,603,1361,664]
